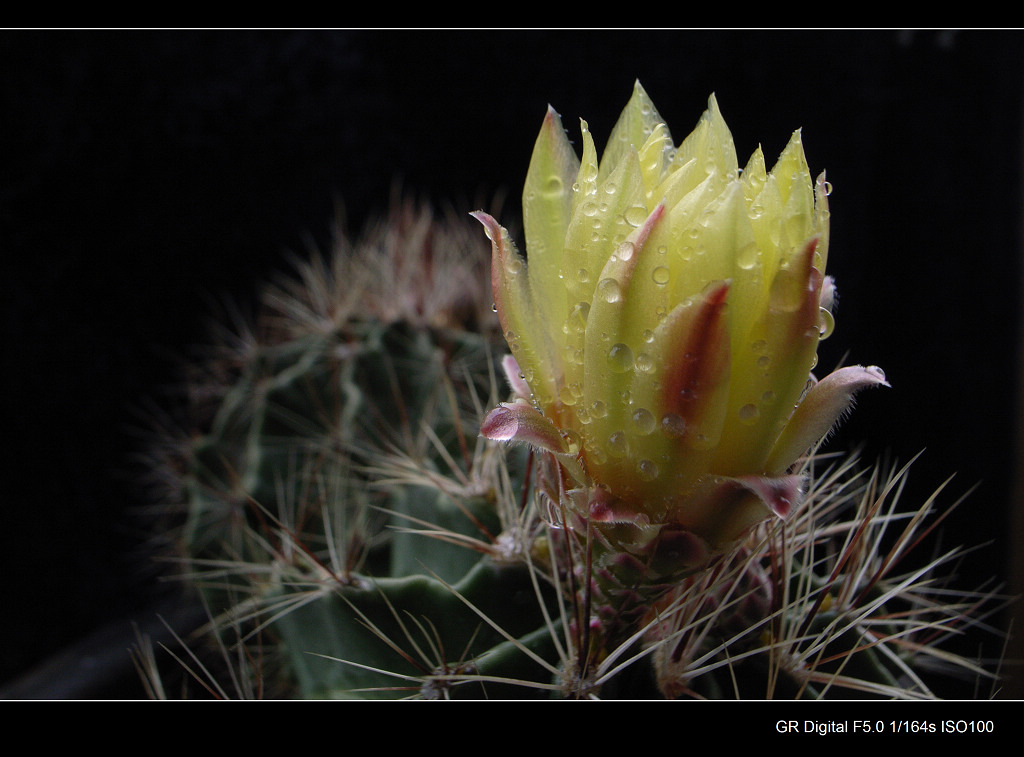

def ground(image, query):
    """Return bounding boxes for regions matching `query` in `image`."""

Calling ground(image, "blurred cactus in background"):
[137,87,1008,700]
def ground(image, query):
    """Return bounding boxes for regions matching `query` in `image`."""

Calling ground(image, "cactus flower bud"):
[476,82,886,564]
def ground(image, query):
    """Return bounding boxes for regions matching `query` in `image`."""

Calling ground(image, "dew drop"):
[635,352,654,373]
[562,429,581,455]
[606,344,630,374]
[652,266,670,285]
[598,278,623,303]
[567,301,590,333]
[738,403,760,423]
[769,267,804,312]
[624,205,648,227]
[642,329,655,344]
[590,401,608,419]
[616,241,636,261]
[637,459,659,481]
[583,201,598,217]
[608,431,628,457]
[736,242,759,270]
[632,408,656,435]
[577,268,590,283]
[661,413,686,439]
[818,307,835,339]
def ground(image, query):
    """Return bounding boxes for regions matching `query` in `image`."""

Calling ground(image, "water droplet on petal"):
[624,205,648,227]
[736,242,759,270]
[608,431,628,457]
[637,459,659,481]
[545,176,564,196]
[635,352,654,373]
[598,278,622,303]
[567,301,590,330]
[607,343,634,373]
[738,403,760,423]
[632,408,656,435]
[652,266,670,285]
[818,307,835,339]
[770,267,805,312]
[661,413,686,439]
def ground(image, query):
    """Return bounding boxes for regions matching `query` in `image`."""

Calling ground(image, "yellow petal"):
[599,80,667,183]
[472,211,560,408]
[523,106,579,344]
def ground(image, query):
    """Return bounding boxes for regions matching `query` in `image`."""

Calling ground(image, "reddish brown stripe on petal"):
[660,281,731,425]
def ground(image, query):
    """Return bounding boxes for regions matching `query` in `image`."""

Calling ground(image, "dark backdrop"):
[2,29,1022,698]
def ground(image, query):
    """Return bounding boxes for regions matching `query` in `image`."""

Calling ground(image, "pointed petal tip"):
[480,403,518,441]
[470,210,503,243]
[541,104,567,132]
[501,354,531,399]
[863,364,890,387]
[766,363,889,474]
[480,401,568,455]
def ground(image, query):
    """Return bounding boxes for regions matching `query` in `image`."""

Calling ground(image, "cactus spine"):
[140,201,1006,700]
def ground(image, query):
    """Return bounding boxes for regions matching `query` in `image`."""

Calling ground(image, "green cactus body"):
[146,203,1005,701]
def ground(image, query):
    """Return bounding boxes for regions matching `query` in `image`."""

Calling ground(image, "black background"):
[2,29,1022,699]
